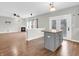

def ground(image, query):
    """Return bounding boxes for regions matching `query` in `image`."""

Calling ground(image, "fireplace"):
[21,27,26,32]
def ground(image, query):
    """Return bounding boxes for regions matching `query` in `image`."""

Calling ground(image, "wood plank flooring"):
[0,32,26,56]
[0,32,79,56]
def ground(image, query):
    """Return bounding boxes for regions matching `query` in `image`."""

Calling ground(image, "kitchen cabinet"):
[42,29,63,52]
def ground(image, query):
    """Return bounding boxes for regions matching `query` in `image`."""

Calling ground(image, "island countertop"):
[42,29,62,33]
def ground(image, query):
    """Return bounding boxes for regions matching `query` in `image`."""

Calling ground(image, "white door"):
[49,14,71,40]
[60,19,67,39]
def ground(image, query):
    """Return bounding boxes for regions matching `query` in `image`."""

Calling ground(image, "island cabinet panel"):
[44,32,55,51]
[43,30,63,52]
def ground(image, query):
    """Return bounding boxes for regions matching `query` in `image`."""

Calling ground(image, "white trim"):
[27,36,43,41]
[65,39,79,43]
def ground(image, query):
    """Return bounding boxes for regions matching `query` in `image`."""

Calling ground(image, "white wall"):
[71,8,79,41]
[0,16,23,33]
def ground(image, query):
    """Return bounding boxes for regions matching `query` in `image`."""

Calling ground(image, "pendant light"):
[49,2,56,12]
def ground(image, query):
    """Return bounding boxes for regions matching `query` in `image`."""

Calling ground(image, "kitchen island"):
[42,29,63,52]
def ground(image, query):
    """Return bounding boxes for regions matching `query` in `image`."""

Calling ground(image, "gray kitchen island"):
[42,29,63,52]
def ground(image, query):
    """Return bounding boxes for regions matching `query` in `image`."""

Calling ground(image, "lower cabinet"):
[44,31,63,52]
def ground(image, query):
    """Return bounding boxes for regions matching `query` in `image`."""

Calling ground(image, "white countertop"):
[42,29,62,33]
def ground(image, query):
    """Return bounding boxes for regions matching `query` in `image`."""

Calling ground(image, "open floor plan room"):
[0,2,79,56]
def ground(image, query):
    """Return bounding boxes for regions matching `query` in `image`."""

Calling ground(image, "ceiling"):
[0,2,79,18]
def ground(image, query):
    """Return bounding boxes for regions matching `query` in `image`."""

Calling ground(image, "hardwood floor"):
[25,38,79,56]
[0,32,79,56]
[0,32,26,56]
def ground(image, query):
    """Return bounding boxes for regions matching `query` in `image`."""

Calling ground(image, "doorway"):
[49,14,71,40]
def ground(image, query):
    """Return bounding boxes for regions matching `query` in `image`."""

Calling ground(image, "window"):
[26,19,38,29]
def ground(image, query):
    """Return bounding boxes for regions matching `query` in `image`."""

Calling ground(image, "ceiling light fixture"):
[13,13,20,17]
[49,2,56,12]
[30,13,32,16]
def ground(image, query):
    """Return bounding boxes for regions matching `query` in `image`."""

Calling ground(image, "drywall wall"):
[71,8,79,41]
[0,16,23,33]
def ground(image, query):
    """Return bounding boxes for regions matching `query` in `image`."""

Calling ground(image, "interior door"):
[60,19,67,37]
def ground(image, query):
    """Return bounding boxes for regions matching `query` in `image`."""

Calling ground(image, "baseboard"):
[65,39,79,43]
[27,36,44,41]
